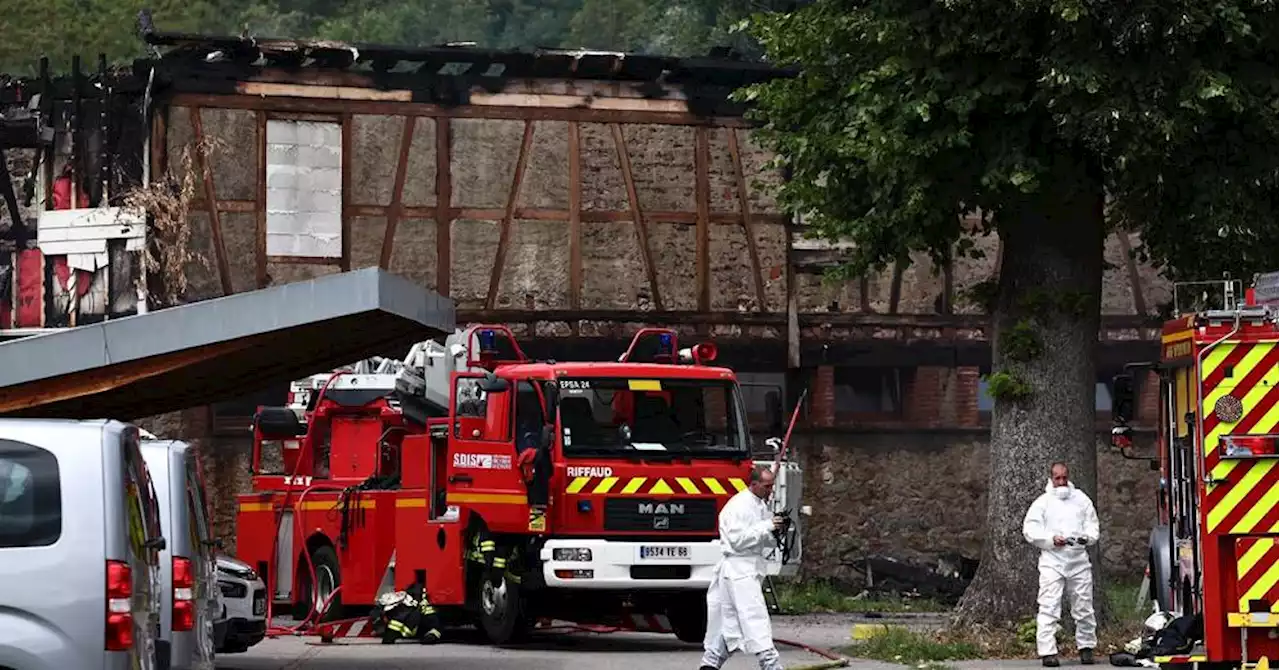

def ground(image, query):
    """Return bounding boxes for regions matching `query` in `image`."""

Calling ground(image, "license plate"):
[639,545,690,560]
[252,594,266,616]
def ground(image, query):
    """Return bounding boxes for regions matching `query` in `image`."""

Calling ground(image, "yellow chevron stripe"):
[1238,538,1273,579]
[1203,351,1276,483]
[675,477,700,494]
[1198,343,1239,384]
[1231,480,1279,534]
[563,476,742,495]
[649,478,674,495]
[1241,560,1279,613]
[1208,460,1275,531]
[701,477,727,495]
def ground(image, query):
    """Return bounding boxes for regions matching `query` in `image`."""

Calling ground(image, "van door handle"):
[146,537,167,551]
[449,474,473,484]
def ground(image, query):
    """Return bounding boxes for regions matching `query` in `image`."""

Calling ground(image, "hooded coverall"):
[700,487,783,670]
[1022,479,1100,658]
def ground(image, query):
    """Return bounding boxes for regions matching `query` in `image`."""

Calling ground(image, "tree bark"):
[952,154,1107,629]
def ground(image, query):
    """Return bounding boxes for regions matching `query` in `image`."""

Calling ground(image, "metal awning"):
[0,267,455,420]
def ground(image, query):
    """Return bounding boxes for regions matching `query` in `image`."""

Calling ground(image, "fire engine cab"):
[1111,273,1278,669]
[235,325,804,644]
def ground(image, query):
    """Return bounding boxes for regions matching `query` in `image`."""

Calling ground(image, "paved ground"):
[213,614,1083,669]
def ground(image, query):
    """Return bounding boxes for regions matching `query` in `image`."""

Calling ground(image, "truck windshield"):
[556,377,749,458]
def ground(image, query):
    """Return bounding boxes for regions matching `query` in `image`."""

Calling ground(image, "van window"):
[122,438,160,561]
[0,439,61,548]
[185,458,212,553]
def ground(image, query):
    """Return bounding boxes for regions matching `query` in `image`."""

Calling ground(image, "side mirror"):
[478,371,509,393]
[1111,373,1135,425]
[765,390,783,435]
[542,381,559,418]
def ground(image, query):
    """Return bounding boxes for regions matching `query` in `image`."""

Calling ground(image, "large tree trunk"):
[952,155,1107,629]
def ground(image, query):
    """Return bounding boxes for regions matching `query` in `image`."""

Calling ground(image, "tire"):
[668,596,708,643]
[298,545,344,623]
[476,570,531,645]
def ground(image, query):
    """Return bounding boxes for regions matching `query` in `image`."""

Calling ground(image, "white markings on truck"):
[567,466,613,478]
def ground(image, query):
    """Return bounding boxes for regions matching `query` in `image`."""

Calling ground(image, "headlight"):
[219,580,248,599]
[552,548,592,562]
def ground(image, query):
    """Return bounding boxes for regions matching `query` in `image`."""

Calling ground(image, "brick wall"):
[810,364,981,430]
[1137,369,1161,424]
[810,365,836,428]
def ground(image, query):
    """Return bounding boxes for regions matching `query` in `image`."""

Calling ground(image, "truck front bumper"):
[539,538,721,589]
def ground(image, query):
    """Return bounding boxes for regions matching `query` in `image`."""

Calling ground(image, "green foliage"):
[1001,320,1042,362]
[774,578,948,614]
[843,626,982,665]
[983,371,1033,401]
[958,278,999,312]
[739,0,1278,283]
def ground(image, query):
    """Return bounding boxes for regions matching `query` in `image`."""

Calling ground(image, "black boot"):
[1041,655,1060,667]
[1079,647,1095,665]
[419,629,442,645]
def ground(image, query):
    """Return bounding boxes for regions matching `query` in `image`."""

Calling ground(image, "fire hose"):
[264,372,350,637]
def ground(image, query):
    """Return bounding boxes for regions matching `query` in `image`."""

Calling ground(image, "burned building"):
[1,29,1173,577]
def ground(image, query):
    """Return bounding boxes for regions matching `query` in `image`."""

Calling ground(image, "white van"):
[140,440,220,669]
[0,419,164,670]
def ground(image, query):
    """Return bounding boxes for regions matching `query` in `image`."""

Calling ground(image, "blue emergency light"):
[577,500,592,513]
[478,328,498,353]
[658,332,672,351]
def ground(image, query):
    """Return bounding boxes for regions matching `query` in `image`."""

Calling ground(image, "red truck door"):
[446,373,529,532]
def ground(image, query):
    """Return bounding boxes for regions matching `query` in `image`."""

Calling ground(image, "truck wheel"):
[476,571,531,645]
[668,599,707,643]
[298,546,343,623]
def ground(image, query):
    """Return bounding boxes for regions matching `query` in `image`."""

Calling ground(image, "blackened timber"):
[0,117,41,148]
[486,120,534,309]
[160,91,752,127]
[1115,230,1147,316]
[188,108,234,295]
[454,308,1156,331]
[612,123,664,310]
[567,122,582,316]
[435,118,452,297]
[727,129,767,311]
[340,113,353,272]
[139,31,791,87]
[381,115,416,269]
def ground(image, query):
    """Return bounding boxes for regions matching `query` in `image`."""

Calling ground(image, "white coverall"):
[1022,479,1100,658]
[700,487,783,670]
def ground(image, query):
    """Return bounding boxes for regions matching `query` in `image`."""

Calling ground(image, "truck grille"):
[603,498,717,532]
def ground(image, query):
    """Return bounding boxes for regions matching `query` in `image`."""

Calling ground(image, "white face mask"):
[1054,486,1071,500]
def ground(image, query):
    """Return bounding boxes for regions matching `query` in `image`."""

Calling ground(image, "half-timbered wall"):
[159,96,792,333]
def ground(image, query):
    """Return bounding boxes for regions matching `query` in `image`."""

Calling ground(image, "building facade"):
[0,32,1173,578]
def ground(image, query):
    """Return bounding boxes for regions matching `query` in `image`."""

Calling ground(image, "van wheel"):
[298,546,343,623]
[476,571,531,645]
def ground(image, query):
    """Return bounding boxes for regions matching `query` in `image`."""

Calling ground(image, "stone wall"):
[139,403,1161,582]
[795,429,1160,580]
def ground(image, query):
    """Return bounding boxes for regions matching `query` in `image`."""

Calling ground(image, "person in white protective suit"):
[699,465,786,670]
[1022,461,1100,668]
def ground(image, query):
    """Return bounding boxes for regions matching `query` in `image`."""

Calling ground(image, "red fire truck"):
[235,325,803,644]
[1111,273,1277,669]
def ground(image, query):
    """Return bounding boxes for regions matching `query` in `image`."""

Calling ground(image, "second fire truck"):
[1111,273,1277,669]
[235,325,805,644]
